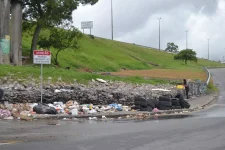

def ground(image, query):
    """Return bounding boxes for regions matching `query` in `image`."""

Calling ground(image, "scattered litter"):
[153,108,159,112]
[0,109,11,119]
[89,117,97,120]
[3,116,14,120]
[54,89,73,93]
[96,78,107,83]
[126,115,130,118]
[151,89,171,92]
[102,116,107,119]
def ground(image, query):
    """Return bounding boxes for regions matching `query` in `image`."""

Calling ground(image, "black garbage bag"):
[33,103,57,114]
[175,93,191,109]
[0,89,3,101]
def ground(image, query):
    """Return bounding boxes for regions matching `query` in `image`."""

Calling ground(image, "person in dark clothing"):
[0,89,3,100]
[183,79,189,99]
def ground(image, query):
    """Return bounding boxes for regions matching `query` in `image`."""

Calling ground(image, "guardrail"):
[205,67,211,85]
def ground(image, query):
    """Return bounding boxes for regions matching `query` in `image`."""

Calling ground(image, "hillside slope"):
[22,33,225,73]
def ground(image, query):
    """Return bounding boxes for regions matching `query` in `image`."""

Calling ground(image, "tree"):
[165,42,179,53]
[174,49,198,64]
[37,26,82,66]
[21,0,99,58]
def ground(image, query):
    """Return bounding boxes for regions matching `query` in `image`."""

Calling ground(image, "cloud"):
[73,0,225,61]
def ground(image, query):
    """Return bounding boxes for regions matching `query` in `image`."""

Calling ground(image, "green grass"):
[2,29,223,84]
[0,65,173,85]
[207,80,219,93]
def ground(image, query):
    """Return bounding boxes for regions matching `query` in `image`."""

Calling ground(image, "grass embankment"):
[1,30,224,85]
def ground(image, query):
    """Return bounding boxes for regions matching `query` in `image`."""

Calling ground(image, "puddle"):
[0,140,22,146]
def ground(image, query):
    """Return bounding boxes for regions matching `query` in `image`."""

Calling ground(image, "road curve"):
[1,68,225,150]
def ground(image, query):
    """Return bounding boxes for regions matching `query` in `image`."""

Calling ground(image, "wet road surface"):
[1,68,225,150]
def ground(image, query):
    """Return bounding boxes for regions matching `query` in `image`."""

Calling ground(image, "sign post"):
[33,50,51,103]
[81,21,93,35]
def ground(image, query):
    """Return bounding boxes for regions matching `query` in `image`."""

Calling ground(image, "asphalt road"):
[1,68,225,150]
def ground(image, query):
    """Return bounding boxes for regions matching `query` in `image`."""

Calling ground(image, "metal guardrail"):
[205,67,211,85]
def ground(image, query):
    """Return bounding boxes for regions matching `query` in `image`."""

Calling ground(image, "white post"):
[41,64,43,103]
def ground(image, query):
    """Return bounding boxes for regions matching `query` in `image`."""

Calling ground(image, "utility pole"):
[11,0,23,66]
[186,30,188,50]
[207,38,209,60]
[158,18,161,50]
[0,0,11,64]
[111,0,114,40]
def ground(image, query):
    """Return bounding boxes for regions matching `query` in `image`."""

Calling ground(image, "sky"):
[72,0,225,61]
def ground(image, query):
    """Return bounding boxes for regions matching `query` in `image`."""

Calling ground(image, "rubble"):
[0,80,178,105]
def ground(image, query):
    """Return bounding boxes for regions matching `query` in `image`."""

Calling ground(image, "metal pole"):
[111,0,114,40]
[158,18,161,50]
[186,30,188,50]
[41,64,43,103]
[207,39,209,60]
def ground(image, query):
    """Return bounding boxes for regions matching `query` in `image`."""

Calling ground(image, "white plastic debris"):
[71,109,78,115]
[96,78,107,83]
[54,89,61,93]
[89,117,97,120]
[102,116,107,119]
[89,109,97,114]
[3,116,14,120]
[151,88,171,92]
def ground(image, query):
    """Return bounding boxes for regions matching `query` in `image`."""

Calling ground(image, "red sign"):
[33,50,51,55]
[33,50,51,64]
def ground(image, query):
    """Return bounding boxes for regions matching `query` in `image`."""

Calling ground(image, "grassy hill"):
[22,32,225,72]
[1,30,224,84]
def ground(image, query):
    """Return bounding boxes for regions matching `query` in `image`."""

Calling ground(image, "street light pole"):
[111,0,114,40]
[185,30,188,50]
[158,18,161,50]
[207,38,209,60]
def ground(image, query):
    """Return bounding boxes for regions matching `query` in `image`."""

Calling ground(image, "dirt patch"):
[79,68,93,73]
[111,69,207,80]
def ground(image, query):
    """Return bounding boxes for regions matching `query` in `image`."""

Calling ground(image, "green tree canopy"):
[174,49,198,64]
[21,0,98,58]
[37,26,82,66]
[165,42,179,53]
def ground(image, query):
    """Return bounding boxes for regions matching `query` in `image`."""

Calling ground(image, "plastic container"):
[71,109,78,115]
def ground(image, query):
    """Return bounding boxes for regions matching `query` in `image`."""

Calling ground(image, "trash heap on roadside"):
[0,99,132,120]
[0,87,191,120]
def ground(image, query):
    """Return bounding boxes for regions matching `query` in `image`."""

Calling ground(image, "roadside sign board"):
[33,50,51,64]
[81,21,93,29]
[33,50,51,103]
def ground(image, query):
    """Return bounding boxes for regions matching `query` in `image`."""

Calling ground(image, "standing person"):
[183,79,189,99]
[0,89,3,100]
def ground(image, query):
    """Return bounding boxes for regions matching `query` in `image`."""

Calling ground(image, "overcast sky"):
[72,0,225,61]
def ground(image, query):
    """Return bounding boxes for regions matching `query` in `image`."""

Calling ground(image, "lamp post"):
[158,17,161,50]
[207,38,209,60]
[111,0,114,40]
[185,30,188,50]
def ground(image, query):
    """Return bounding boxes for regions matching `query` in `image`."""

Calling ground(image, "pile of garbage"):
[32,101,130,115]
[0,99,132,120]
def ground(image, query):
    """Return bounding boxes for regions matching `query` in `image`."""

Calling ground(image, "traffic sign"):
[33,50,51,64]
[33,50,51,103]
